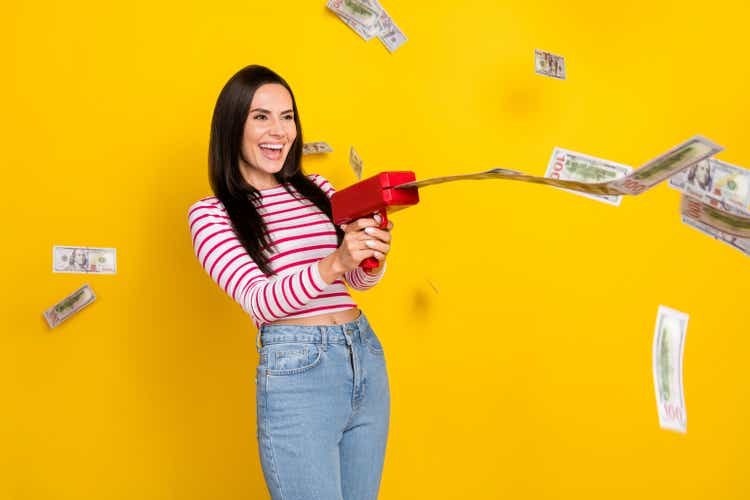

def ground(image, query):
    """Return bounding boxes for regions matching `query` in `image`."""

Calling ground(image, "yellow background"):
[3,0,749,498]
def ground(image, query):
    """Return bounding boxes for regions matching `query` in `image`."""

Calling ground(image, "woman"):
[188,65,393,500]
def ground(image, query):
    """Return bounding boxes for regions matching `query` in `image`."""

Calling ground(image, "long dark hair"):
[209,65,342,275]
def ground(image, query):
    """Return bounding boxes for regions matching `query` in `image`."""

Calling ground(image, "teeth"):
[260,144,283,150]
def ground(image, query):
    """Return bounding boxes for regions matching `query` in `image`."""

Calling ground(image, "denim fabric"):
[255,311,390,500]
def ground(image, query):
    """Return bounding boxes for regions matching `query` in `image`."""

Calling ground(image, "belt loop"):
[255,328,263,352]
[320,327,328,350]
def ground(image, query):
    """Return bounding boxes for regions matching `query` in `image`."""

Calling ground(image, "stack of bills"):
[668,158,750,257]
[396,136,722,198]
[327,0,407,52]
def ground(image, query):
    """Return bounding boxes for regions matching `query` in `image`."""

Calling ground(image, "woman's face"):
[239,83,297,186]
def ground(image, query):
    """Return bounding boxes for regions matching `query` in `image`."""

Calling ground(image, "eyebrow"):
[250,108,294,114]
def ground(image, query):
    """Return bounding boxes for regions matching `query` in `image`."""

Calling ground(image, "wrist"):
[330,253,347,276]
[319,253,346,284]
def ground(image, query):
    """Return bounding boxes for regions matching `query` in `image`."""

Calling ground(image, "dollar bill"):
[327,0,380,31]
[682,213,750,257]
[609,136,723,195]
[350,146,364,180]
[679,194,750,238]
[396,136,722,197]
[328,0,407,52]
[669,158,750,215]
[545,148,633,206]
[302,141,334,155]
[53,246,117,274]
[338,12,377,40]
[370,0,407,52]
[44,283,96,329]
[535,49,566,80]
[652,305,689,433]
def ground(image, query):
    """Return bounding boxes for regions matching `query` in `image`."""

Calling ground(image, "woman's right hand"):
[318,216,392,283]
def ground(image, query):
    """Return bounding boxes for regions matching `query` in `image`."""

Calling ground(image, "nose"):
[269,117,285,137]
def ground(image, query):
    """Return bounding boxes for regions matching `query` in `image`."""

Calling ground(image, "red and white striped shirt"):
[188,173,386,328]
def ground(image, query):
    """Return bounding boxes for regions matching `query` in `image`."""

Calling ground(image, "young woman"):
[188,65,393,500]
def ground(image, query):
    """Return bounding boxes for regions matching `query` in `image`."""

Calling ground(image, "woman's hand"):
[319,215,394,283]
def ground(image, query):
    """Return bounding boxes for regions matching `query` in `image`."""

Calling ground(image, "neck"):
[240,163,280,190]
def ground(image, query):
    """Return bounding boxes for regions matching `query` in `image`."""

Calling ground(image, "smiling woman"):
[187,65,394,500]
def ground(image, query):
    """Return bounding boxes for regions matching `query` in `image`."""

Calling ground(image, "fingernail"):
[374,214,382,223]
[374,251,384,258]
[364,227,376,235]
[365,240,376,247]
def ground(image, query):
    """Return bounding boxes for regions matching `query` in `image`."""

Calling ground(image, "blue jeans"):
[255,311,390,500]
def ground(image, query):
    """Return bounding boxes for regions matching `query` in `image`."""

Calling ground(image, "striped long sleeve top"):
[188,173,386,328]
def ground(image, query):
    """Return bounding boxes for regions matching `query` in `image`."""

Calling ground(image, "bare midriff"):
[268,308,361,326]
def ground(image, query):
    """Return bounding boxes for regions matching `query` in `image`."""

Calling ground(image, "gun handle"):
[360,209,389,272]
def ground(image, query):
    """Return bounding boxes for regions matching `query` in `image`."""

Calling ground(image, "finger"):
[372,214,393,230]
[363,239,390,254]
[363,226,391,242]
[351,217,381,231]
[354,249,385,264]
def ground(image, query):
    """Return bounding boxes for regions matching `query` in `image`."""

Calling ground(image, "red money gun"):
[331,171,419,271]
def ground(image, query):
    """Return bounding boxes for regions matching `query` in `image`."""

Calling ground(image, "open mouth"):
[259,143,285,161]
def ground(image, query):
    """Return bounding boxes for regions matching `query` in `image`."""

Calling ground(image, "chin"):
[254,159,286,175]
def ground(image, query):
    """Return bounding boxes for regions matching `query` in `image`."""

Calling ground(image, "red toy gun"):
[331,171,419,271]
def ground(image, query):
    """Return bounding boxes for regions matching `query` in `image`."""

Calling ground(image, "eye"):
[283,114,294,121]
[253,114,267,120]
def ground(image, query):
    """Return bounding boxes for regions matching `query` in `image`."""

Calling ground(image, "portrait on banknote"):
[686,161,714,192]
[62,248,89,272]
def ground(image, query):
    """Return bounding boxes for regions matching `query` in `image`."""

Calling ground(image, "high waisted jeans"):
[255,311,390,500]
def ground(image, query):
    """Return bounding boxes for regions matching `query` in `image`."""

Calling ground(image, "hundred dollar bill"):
[350,146,364,180]
[327,0,380,32]
[669,158,750,215]
[53,246,117,274]
[682,213,750,257]
[370,0,407,52]
[652,305,689,433]
[302,141,334,155]
[545,148,633,206]
[338,12,377,40]
[396,136,723,197]
[608,136,723,195]
[44,283,96,329]
[679,194,750,238]
[328,0,407,52]
[535,49,566,80]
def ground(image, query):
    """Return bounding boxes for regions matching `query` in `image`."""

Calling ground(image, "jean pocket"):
[362,328,385,355]
[262,343,322,376]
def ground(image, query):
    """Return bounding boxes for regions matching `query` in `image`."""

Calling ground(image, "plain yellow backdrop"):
[3,0,749,498]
